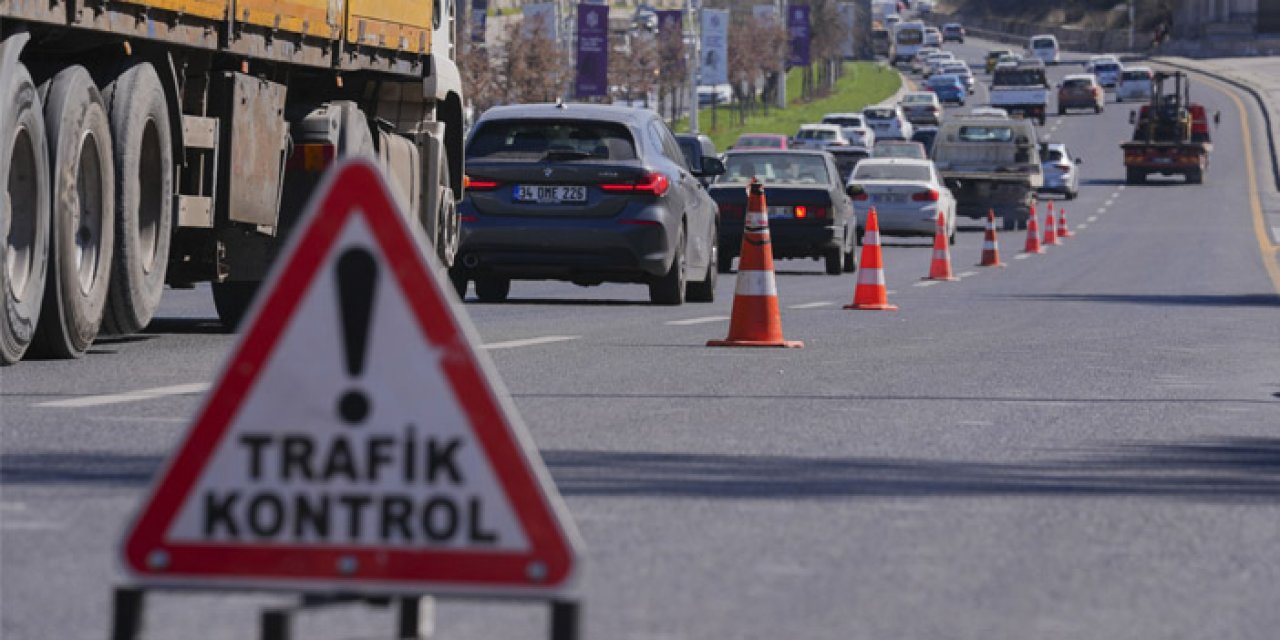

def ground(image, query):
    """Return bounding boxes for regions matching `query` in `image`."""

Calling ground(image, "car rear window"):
[797,129,836,140]
[957,126,1014,142]
[1032,38,1055,49]
[722,154,831,184]
[821,116,863,127]
[467,120,638,161]
[928,75,959,86]
[993,68,1046,86]
[853,164,931,181]
[1063,78,1092,89]
[1122,70,1151,81]
[1043,149,1064,162]
[863,107,895,120]
[1096,63,1121,72]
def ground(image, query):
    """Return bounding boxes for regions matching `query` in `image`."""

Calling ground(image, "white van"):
[1028,34,1060,65]
[1116,67,1154,102]
[893,21,926,65]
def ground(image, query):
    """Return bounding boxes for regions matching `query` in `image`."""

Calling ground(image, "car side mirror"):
[1129,110,1137,124]
[845,184,865,199]
[699,156,726,177]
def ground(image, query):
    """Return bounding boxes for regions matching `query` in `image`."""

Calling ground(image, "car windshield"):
[1063,78,1092,89]
[721,154,832,184]
[1043,149,1065,162]
[863,108,896,120]
[958,125,1015,142]
[902,94,934,104]
[853,163,931,181]
[876,144,925,158]
[1032,38,1055,49]
[822,116,864,127]
[467,120,638,161]
[737,136,782,148]
[897,30,923,45]
[928,75,958,86]
[1096,63,1121,73]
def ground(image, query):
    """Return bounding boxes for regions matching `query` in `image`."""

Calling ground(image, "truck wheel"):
[1,62,51,364]
[1186,169,1202,184]
[30,66,115,359]
[1125,168,1143,184]
[1058,107,1065,116]
[435,163,460,268]
[211,281,259,331]
[100,62,173,335]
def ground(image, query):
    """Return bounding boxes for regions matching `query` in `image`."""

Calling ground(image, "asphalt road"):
[4,37,1280,640]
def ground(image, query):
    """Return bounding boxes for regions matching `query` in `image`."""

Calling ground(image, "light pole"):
[777,0,787,110]
[688,0,700,134]
[1128,0,1135,50]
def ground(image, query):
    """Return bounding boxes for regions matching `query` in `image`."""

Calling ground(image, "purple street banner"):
[576,4,609,98]
[657,10,683,37]
[471,0,488,44]
[787,4,811,67]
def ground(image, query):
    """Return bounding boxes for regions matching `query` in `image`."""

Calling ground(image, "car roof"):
[799,123,841,131]
[822,113,864,119]
[1042,142,1068,151]
[929,74,960,81]
[477,102,658,125]
[724,148,829,157]
[739,133,786,139]
[943,22,962,28]
[1063,73,1097,81]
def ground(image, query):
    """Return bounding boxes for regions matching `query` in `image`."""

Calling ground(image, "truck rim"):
[6,126,40,301]
[73,130,107,295]
[137,120,164,274]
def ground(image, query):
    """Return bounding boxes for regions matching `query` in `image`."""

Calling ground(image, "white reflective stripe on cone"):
[983,240,997,249]
[934,250,948,260]
[863,231,881,245]
[735,270,778,296]
[745,212,769,227]
[857,267,886,286]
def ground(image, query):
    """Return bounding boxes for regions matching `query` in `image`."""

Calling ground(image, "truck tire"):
[211,281,258,331]
[824,246,843,275]
[30,66,115,359]
[1125,168,1144,184]
[1,62,51,364]
[474,276,510,303]
[1186,169,1202,184]
[100,62,173,335]
[435,162,460,268]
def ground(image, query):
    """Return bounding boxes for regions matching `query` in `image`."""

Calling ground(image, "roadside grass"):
[677,62,902,150]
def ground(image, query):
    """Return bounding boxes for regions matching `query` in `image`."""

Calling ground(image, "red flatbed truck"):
[1121,71,1215,184]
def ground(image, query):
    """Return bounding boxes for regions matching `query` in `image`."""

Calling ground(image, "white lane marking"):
[887,290,898,295]
[956,271,979,279]
[1118,185,1127,191]
[664,316,730,326]
[1076,223,1089,229]
[914,280,940,287]
[0,521,63,532]
[36,383,212,408]
[90,416,188,424]
[957,420,994,426]
[1087,215,1099,222]
[788,301,835,309]
[1105,199,1115,207]
[481,335,580,350]
[1096,207,1107,214]
[1014,253,1033,260]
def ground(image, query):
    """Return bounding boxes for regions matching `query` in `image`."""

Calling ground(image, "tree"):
[499,14,570,104]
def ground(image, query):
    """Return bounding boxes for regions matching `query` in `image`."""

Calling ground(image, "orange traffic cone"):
[1023,205,1043,254]
[1057,207,1074,238]
[845,207,898,310]
[708,179,803,348]
[977,209,1005,267]
[1043,207,1059,245]
[924,210,958,281]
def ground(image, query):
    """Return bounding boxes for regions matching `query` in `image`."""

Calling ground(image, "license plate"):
[767,206,792,218]
[873,194,907,203]
[515,185,587,203]
[1153,157,1173,164]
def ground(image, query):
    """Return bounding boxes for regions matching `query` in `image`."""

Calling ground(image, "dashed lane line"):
[914,280,940,287]
[1087,215,1099,222]
[955,271,979,279]
[1096,207,1107,214]
[481,335,581,350]
[1077,223,1089,229]
[787,301,836,309]
[1014,253,1033,260]
[35,383,212,409]
[664,316,730,326]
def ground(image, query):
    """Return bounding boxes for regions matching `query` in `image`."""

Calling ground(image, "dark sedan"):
[453,104,724,305]
[710,150,857,275]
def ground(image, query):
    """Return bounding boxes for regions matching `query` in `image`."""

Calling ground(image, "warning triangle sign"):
[122,159,580,594]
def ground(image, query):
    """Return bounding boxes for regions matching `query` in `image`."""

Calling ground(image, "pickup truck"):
[990,62,1050,125]
[931,116,1043,231]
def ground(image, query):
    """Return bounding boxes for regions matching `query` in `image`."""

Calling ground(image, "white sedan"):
[847,158,957,242]
[862,105,914,141]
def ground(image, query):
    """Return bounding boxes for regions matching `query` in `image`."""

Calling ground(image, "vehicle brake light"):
[286,143,335,172]
[795,206,808,219]
[464,176,501,191]
[1055,163,1071,172]
[812,206,828,219]
[461,214,479,223]
[601,172,670,196]
[851,192,869,201]
[911,189,940,202]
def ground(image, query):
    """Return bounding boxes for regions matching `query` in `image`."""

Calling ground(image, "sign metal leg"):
[260,609,291,640]
[110,588,145,640]
[549,600,579,640]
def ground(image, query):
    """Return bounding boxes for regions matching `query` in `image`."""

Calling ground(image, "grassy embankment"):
[677,62,902,150]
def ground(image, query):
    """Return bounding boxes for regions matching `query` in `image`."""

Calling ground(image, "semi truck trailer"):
[1,0,465,364]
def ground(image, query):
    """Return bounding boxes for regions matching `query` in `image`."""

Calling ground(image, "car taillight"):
[461,214,479,223]
[1055,163,1071,172]
[601,172,670,196]
[464,175,501,191]
[851,192,869,201]
[1092,87,1101,96]
[286,143,335,172]
[719,203,745,218]
[911,189,940,202]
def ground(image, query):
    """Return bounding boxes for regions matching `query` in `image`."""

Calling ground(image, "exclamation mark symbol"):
[336,248,378,425]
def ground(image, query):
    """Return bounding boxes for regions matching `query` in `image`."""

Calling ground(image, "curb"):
[1151,57,1280,193]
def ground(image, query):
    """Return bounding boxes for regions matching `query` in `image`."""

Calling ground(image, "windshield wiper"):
[542,149,594,162]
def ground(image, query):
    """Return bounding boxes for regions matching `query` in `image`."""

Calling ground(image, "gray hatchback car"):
[453,103,724,305]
